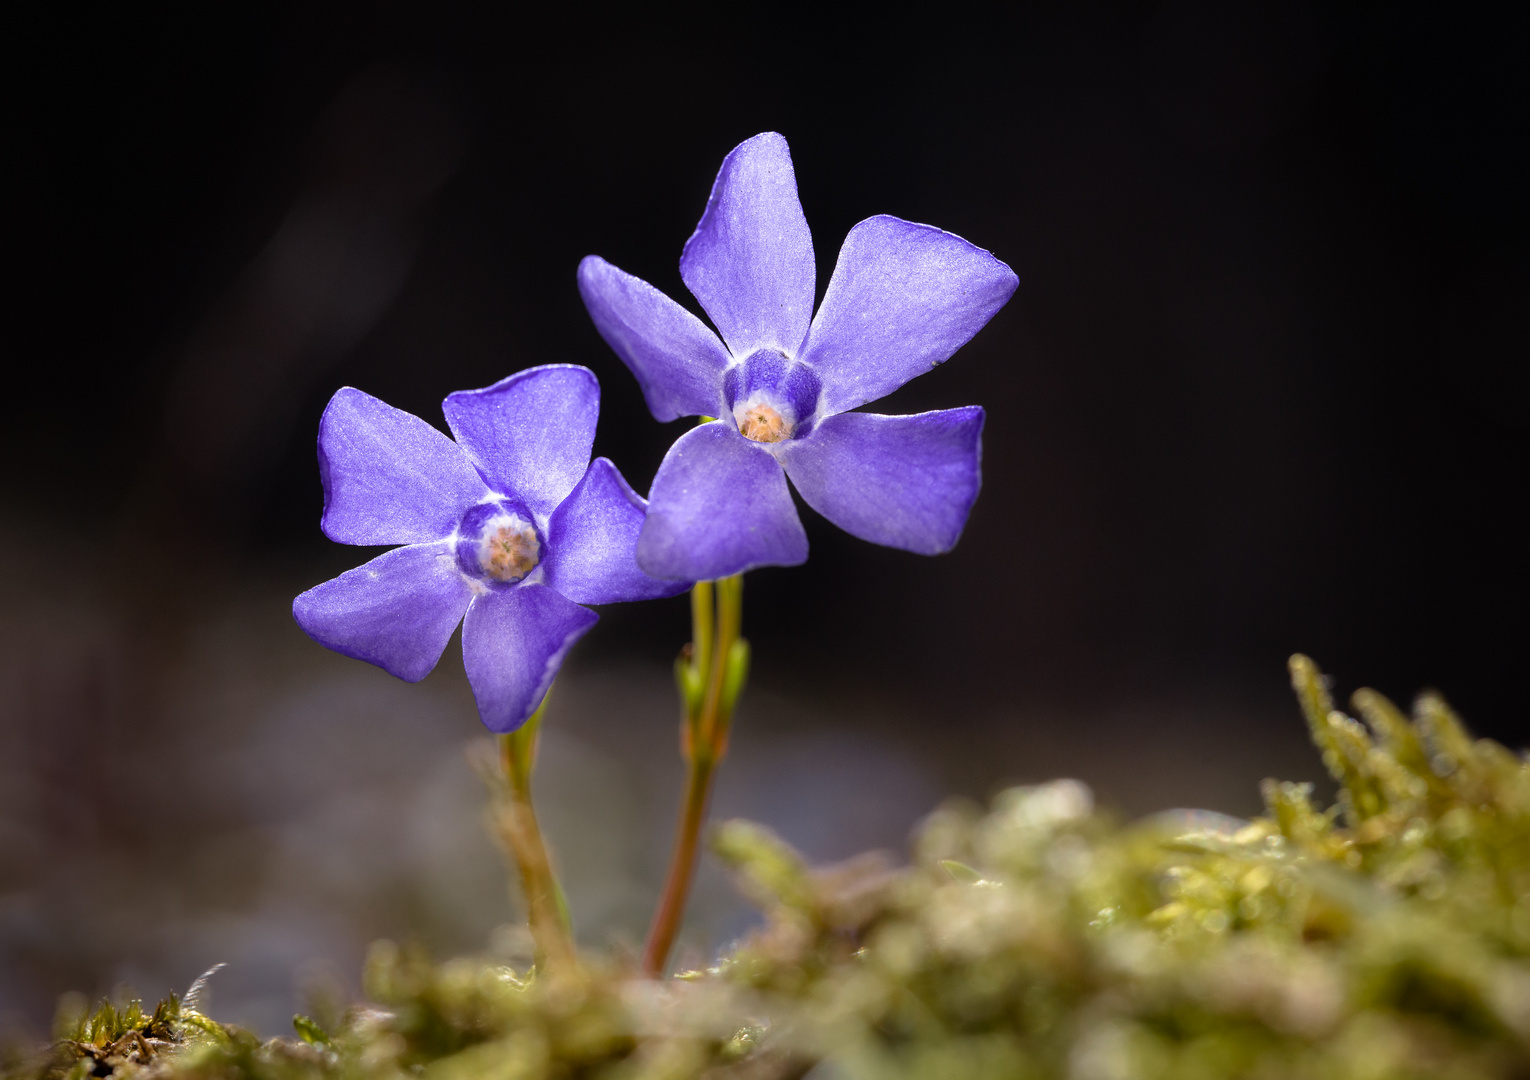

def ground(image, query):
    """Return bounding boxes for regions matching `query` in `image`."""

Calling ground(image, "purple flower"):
[578,132,1019,581]
[293,364,685,733]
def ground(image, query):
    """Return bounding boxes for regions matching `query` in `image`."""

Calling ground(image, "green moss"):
[12,655,1530,1079]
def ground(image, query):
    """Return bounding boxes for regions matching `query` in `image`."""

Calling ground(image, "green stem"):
[700,575,743,754]
[642,574,746,976]
[692,580,715,684]
[498,698,575,972]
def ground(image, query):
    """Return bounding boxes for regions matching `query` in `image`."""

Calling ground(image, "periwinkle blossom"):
[293,365,685,732]
[578,132,1019,581]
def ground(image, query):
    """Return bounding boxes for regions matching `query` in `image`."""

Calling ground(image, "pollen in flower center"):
[479,521,540,582]
[739,404,793,443]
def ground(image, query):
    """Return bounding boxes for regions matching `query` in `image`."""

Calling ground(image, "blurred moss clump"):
[12,654,1530,1079]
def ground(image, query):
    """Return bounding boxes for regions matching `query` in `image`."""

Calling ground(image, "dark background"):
[4,0,1526,1038]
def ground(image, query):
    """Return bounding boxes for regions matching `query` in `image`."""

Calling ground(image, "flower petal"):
[679,132,816,359]
[637,421,808,580]
[292,542,472,682]
[577,257,732,422]
[318,388,491,545]
[801,216,1018,415]
[543,457,692,604]
[778,408,985,555]
[461,583,599,733]
[442,365,599,517]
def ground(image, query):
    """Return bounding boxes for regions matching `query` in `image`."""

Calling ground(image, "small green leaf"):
[940,859,984,884]
[719,637,750,719]
[675,650,705,721]
[292,1014,330,1046]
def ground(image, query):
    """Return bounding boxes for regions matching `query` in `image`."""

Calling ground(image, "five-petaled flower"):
[578,132,1019,581]
[293,365,685,732]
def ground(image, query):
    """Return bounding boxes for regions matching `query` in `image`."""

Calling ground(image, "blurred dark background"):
[4,0,1526,1038]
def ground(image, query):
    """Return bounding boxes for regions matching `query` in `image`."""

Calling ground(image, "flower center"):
[478,520,540,582]
[453,503,544,589]
[739,403,792,443]
[723,349,823,445]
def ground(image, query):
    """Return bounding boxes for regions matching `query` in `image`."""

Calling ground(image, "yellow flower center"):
[479,523,540,582]
[739,404,792,443]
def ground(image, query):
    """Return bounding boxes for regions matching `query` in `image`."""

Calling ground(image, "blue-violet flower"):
[578,132,1019,581]
[293,364,685,732]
